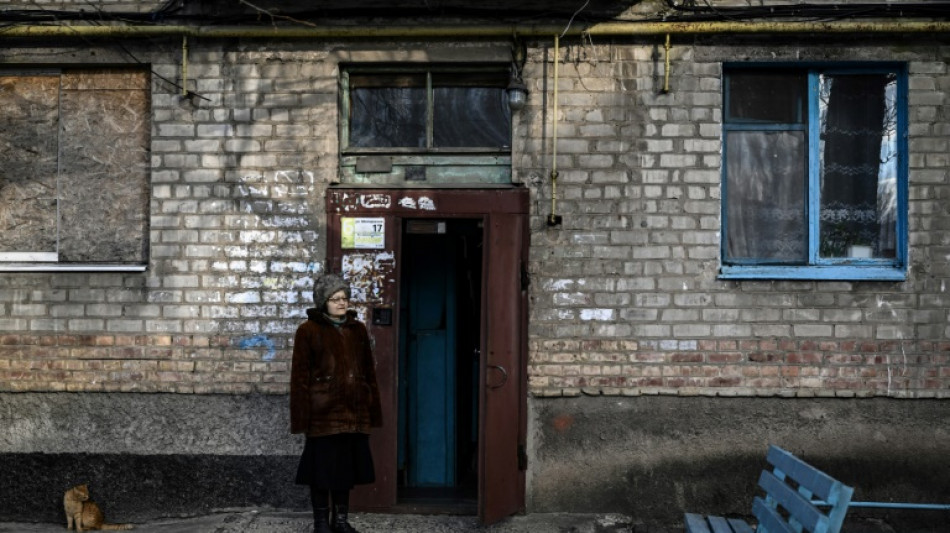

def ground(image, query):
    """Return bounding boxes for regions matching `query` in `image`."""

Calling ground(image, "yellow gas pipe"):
[1,20,949,40]
[663,33,671,94]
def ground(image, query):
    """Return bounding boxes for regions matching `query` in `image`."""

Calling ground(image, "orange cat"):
[63,484,133,531]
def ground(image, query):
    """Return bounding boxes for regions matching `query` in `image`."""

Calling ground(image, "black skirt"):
[294,433,375,489]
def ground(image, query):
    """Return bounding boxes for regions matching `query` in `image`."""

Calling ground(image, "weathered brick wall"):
[0,42,334,393]
[0,35,948,399]
[0,333,289,393]
[519,39,950,399]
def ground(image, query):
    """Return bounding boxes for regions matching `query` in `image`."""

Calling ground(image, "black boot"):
[310,487,332,533]
[313,508,332,533]
[331,504,360,533]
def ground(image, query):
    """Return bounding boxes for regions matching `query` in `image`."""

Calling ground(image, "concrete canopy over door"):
[325,186,528,525]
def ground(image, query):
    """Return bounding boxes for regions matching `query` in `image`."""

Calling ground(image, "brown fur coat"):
[290,309,383,437]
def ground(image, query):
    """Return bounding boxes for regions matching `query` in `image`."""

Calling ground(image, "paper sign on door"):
[341,217,385,249]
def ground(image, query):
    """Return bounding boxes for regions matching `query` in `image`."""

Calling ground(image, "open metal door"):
[326,191,401,510]
[479,209,528,525]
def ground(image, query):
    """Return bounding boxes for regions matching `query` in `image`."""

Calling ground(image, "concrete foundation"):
[528,395,950,529]
[0,393,303,523]
[2,392,948,529]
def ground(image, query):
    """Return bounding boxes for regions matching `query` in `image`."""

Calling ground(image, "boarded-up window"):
[0,68,149,267]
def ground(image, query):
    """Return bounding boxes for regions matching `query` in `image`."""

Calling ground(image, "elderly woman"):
[291,273,382,533]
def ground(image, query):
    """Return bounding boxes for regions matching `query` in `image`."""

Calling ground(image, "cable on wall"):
[548,33,562,227]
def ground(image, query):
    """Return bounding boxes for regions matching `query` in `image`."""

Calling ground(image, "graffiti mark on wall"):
[359,194,392,209]
[418,196,436,210]
[329,192,437,213]
[342,251,396,309]
[238,334,277,361]
[395,196,435,210]
[274,170,315,184]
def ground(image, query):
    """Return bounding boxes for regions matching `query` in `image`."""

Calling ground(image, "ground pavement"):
[0,510,651,533]
[0,509,919,532]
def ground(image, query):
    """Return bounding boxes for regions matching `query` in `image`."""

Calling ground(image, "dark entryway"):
[397,219,482,511]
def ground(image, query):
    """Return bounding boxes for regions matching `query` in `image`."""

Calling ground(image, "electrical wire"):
[0,2,209,102]
[560,0,591,38]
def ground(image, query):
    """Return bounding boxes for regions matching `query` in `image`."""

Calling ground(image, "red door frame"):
[325,187,528,524]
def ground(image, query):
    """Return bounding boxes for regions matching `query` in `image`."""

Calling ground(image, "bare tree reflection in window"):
[819,73,897,259]
[349,74,426,148]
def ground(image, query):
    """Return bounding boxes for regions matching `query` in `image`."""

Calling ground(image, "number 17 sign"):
[341,217,385,249]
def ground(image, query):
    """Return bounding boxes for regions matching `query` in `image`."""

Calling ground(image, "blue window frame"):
[720,63,908,281]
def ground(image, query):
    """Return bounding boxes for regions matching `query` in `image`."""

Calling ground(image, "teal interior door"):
[402,230,457,487]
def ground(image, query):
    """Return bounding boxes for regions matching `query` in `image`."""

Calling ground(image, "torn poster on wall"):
[342,251,396,312]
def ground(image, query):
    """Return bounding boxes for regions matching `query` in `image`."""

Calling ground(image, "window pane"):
[818,73,898,259]
[349,74,426,148]
[726,131,807,263]
[432,71,510,147]
[726,71,805,124]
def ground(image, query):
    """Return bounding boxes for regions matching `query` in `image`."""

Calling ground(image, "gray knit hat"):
[312,273,350,309]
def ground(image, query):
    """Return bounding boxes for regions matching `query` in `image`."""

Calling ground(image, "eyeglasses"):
[327,297,350,303]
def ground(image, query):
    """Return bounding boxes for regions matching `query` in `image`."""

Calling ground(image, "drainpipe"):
[1,20,950,40]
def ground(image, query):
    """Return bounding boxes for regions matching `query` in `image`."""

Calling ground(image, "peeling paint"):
[580,309,614,321]
[544,279,574,291]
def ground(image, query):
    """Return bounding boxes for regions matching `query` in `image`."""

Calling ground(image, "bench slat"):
[684,513,754,533]
[727,518,755,533]
[707,515,736,533]
[766,446,836,502]
[684,512,713,533]
[684,446,854,533]
[758,469,827,531]
[752,496,797,533]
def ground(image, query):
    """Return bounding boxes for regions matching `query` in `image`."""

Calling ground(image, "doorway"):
[397,218,482,511]
[326,187,528,524]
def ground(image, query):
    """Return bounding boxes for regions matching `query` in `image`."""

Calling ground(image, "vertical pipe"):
[181,35,189,96]
[663,33,671,94]
[548,34,561,226]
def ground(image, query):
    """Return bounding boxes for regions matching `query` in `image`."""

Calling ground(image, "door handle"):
[486,364,508,389]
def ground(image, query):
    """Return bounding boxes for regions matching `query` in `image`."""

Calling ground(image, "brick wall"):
[0,333,288,393]
[0,34,948,398]
[518,40,950,399]
[0,41,333,393]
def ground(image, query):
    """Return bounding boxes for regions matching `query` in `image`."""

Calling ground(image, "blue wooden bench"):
[684,445,854,533]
